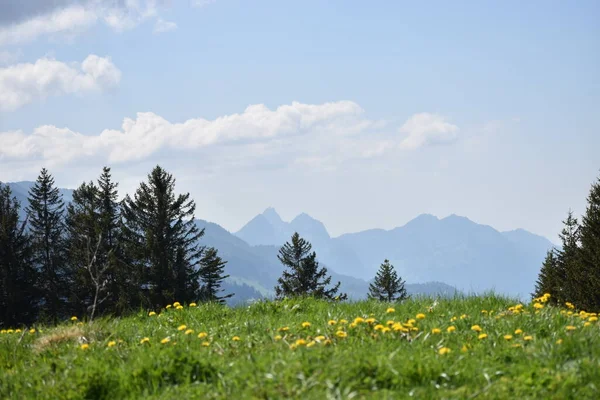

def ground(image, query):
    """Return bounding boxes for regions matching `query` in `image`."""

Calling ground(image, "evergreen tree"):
[555,210,581,305]
[577,174,600,312]
[368,259,408,302]
[121,166,205,308]
[198,247,233,304]
[275,232,347,300]
[0,184,38,326]
[26,168,68,321]
[533,250,559,301]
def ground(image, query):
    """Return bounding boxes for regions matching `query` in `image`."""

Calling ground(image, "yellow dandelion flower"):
[232,336,241,341]
[202,341,210,347]
[295,338,307,346]
[71,316,78,321]
[15,329,22,333]
[185,329,194,335]
[416,313,426,320]
[533,303,544,309]
[165,304,172,309]
[460,314,468,319]
[431,328,442,334]
[523,335,533,341]
[461,345,468,352]
[478,333,488,340]
[365,318,376,324]
[324,339,333,345]
[556,339,563,344]
[339,319,348,324]
[328,320,337,326]
[566,325,576,331]
[107,341,116,347]
[386,320,395,326]
[301,322,311,328]
[336,330,347,338]
[306,341,316,348]
[29,328,36,334]
[481,310,488,314]
[148,311,156,316]
[140,337,150,344]
[0,330,6,334]
[438,347,451,355]
[589,316,598,322]
[583,322,591,327]
[450,316,458,322]
[410,327,419,332]
[80,344,89,350]
[386,307,395,314]
[189,302,197,307]
[471,325,482,332]
[278,326,289,332]
[197,332,208,339]
[514,329,523,335]
[567,311,573,315]
[176,305,184,310]
[349,322,358,328]
[315,335,326,341]
[511,343,522,348]
[504,335,513,341]
[77,322,84,326]
[447,326,456,333]
[173,302,181,307]
[161,337,171,344]
[6,329,14,334]
[274,335,282,341]
[353,317,365,324]
[381,327,391,333]
[374,324,385,331]
[289,343,298,350]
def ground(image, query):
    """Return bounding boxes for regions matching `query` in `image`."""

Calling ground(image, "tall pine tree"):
[121,166,205,308]
[555,210,581,305]
[0,184,38,326]
[275,232,347,300]
[368,259,408,302]
[533,250,559,301]
[198,247,233,304]
[577,174,600,312]
[26,168,68,321]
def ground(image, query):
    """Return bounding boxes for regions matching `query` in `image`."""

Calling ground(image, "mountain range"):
[2,181,555,302]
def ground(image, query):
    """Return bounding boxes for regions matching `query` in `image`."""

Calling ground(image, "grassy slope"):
[1,296,598,399]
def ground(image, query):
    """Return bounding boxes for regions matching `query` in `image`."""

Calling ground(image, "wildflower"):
[461,345,468,352]
[503,335,513,341]
[176,305,184,310]
[140,337,150,344]
[315,335,326,342]
[202,341,210,347]
[6,329,14,334]
[471,325,482,332]
[301,322,311,328]
[177,325,187,331]
[173,302,181,307]
[295,339,307,346]
[556,339,563,344]
[278,326,289,332]
[0,330,5,334]
[15,329,21,333]
[107,341,116,347]
[567,311,573,315]
[584,322,591,327]
[478,333,488,340]
[381,327,391,333]
[365,318,376,324]
[524,335,533,341]
[514,329,523,335]
[374,324,385,331]
[460,314,468,319]
[232,336,241,341]
[189,302,197,307]
[481,310,488,314]
[450,316,458,322]
[198,332,208,339]
[80,344,89,350]
[336,330,348,338]
[71,316,78,321]
[161,337,171,344]
[185,329,194,335]
[431,328,441,334]
[386,320,395,326]
[324,339,333,345]
[407,318,416,324]
[386,307,395,314]
[339,319,348,324]
[511,344,522,348]
[289,343,298,350]
[533,303,544,309]
[29,328,36,334]
[353,317,365,324]
[447,326,456,333]
[349,322,358,328]
[438,347,451,355]
[148,311,156,316]
[306,341,316,348]
[565,302,575,309]
[328,320,337,326]
[274,335,282,341]
[589,316,598,322]
[416,313,426,320]
[566,325,576,331]
[410,327,419,332]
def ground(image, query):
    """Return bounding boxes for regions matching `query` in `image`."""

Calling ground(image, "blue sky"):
[0,0,598,241]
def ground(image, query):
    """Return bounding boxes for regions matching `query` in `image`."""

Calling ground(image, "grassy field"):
[1,295,598,399]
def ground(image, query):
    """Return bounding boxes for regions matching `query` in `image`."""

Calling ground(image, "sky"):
[0,0,598,242]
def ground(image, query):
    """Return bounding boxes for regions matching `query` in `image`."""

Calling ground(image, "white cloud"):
[153,18,177,34]
[0,50,22,65]
[0,1,168,45]
[398,113,459,150]
[0,102,459,178]
[191,0,217,8]
[0,54,121,111]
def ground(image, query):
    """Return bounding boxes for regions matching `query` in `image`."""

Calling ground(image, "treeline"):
[534,173,600,312]
[0,166,231,327]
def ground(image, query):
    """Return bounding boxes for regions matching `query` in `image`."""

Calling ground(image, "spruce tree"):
[577,174,600,312]
[198,247,233,304]
[0,184,38,326]
[275,232,347,300]
[121,166,205,308]
[555,210,581,305]
[533,250,559,301]
[368,259,408,302]
[26,168,68,321]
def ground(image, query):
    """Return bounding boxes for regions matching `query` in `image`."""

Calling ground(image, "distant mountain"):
[235,209,555,299]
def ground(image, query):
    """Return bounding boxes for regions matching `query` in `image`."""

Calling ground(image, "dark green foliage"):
[275,232,347,300]
[368,259,408,302]
[533,250,558,301]
[0,184,38,326]
[120,166,205,308]
[26,168,68,321]
[577,174,600,311]
[198,247,233,303]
